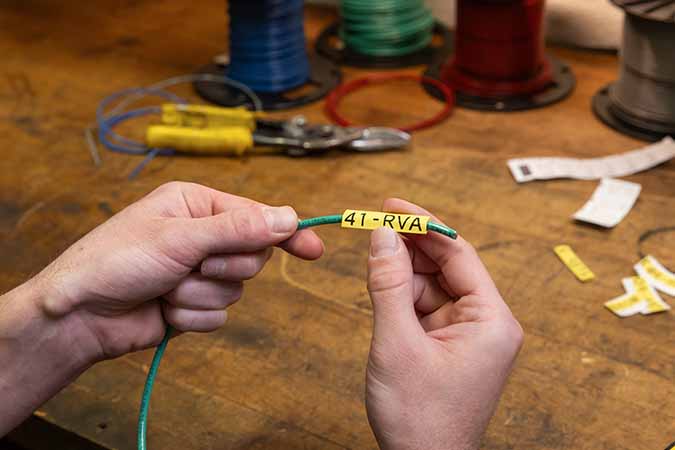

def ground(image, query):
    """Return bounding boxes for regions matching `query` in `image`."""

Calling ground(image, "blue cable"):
[227,0,310,93]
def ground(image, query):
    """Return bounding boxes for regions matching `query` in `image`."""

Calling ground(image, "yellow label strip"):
[622,276,670,315]
[341,210,429,234]
[634,255,675,297]
[604,293,646,318]
[553,245,595,282]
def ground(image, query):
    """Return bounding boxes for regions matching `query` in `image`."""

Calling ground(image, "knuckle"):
[485,315,524,353]
[367,269,410,295]
[507,317,525,350]
[230,208,266,241]
[154,181,185,196]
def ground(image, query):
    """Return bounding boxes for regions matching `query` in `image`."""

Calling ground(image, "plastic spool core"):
[424,0,575,111]
[592,0,675,141]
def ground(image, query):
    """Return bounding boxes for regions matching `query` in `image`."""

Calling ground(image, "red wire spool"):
[424,0,575,111]
[445,0,551,97]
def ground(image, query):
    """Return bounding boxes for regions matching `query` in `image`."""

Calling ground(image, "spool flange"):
[193,55,341,111]
[423,39,576,112]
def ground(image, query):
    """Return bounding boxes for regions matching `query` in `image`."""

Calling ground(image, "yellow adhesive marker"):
[341,210,429,234]
[553,245,595,282]
[623,276,671,315]
[160,104,257,129]
[604,293,645,318]
[634,255,675,296]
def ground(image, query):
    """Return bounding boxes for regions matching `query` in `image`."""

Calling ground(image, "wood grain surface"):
[0,1,673,449]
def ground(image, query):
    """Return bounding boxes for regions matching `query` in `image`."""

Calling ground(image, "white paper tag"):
[507,137,675,183]
[572,178,641,228]
[634,255,675,297]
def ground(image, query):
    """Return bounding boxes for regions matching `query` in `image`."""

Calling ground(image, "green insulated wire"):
[138,325,171,450]
[340,0,435,57]
[137,214,457,450]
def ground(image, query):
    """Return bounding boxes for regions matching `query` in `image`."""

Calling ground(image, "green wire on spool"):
[339,0,435,57]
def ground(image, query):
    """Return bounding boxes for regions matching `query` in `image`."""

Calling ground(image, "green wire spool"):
[340,0,434,57]
[315,0,451,69]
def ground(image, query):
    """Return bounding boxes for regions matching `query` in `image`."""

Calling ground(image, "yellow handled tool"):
[146,125,270,155]
[147,104,411,155]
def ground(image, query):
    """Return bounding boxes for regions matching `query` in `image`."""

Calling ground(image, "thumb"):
[179,205,299,255]
[367,227,422,343]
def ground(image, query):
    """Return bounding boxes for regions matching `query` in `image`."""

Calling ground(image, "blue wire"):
[96,88,185,149]
[94,76,263,179]
[227,0,310,93]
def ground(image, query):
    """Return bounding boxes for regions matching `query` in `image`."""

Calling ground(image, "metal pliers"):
[146,104,411,156]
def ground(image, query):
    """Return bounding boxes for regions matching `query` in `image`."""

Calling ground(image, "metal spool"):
[424,0,575,112]
[593,0,675,141]
[194,0,341,111]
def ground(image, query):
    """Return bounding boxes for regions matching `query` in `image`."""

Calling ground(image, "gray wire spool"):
[593,0,675,141]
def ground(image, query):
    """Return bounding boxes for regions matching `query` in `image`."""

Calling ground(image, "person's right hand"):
[365,199,524,450]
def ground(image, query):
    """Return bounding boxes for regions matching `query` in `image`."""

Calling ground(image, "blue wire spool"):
[194,0,341,111]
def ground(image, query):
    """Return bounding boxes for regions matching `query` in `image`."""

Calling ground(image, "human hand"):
[365,199,523,450]
[33,181,324,362]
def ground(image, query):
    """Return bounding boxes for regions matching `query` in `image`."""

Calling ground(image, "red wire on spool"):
[441,0,553,98]
[325,73,455,133]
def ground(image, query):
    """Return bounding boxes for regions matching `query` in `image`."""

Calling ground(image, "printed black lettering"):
[397,215,410,230]
[383,214,395,228]
[410,217,422,231]
[344,211,356,226]
[360,212,366,227]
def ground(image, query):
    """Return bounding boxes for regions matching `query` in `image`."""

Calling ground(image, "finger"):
[143,182,259,218]
[164,274,243,310]
[419,301,459,332]
[420,294,490,333]
[413,273,451,315]
[403,238,439,274]
[201,249,273,281]
[162,303,228,333]
[279,229,325,261]
[382,198,499,300]
[368,227,424,344]
[177,205,300,254]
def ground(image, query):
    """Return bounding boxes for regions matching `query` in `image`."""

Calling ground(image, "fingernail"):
[263,206,297,233]
[202,259,225,278]
[371,227,399,257]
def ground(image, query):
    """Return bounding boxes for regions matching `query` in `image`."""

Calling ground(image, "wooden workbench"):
[1,2,673,449]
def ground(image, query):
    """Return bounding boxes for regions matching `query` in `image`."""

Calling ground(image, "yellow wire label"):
[341,210,429,234]
[605,293,645,317]
[623,276,671,315]
[553,245,595,282]
[634,255,675,296]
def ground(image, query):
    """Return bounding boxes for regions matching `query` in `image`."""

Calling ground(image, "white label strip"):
[572,178,641,228]
[635,255,675,297]
[507,137,675,183]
